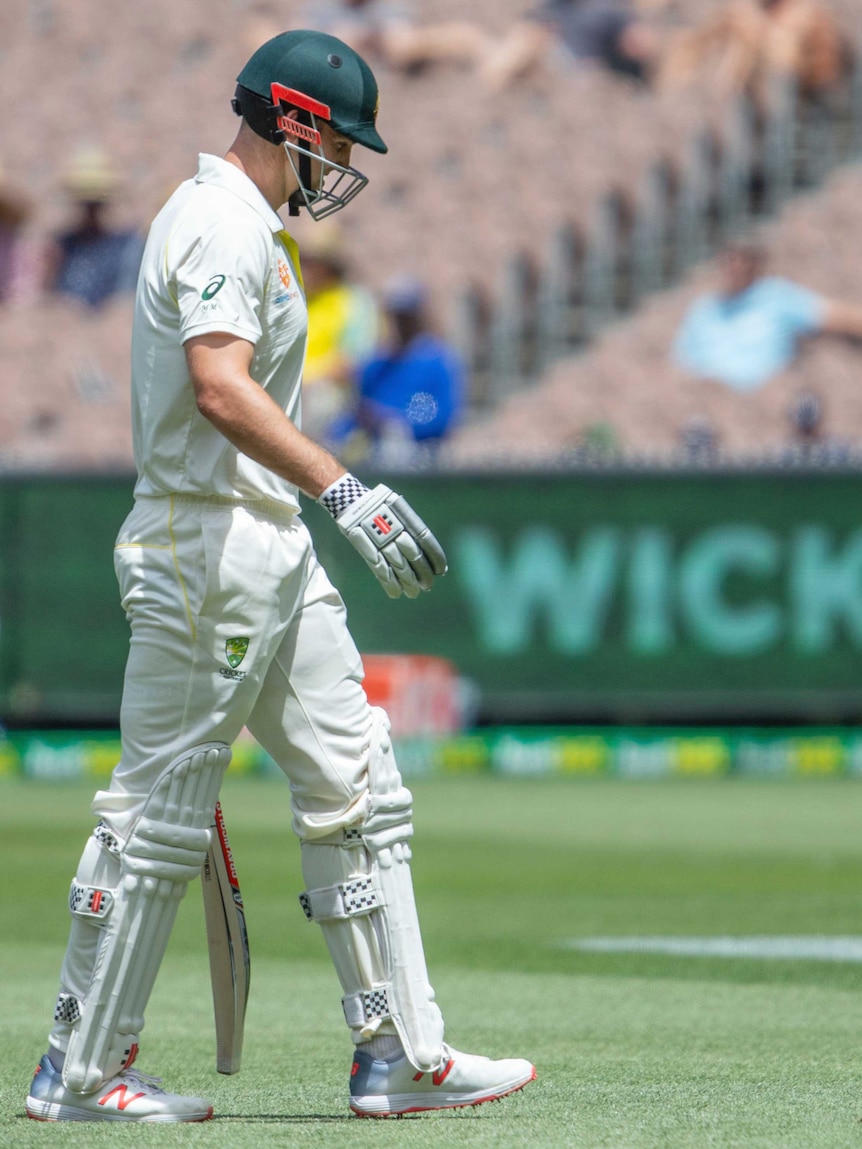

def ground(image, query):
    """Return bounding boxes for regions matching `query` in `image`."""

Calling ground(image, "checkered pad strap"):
[299,875,381,922]
[55,992,82,1026]
[319,474,371,520]
[342,987,391,1028]
[69,881,114,920]
[93,821,121,855]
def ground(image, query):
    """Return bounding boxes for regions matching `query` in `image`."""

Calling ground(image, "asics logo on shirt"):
[201,274,227,300]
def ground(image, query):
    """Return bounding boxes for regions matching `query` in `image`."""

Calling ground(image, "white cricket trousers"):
[98,493,374,839]
[51,494,378,1057]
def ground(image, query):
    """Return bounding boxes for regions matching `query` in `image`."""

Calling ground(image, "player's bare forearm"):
[185,332,346,497]
[821,301,862,342]
[204,380,344,497]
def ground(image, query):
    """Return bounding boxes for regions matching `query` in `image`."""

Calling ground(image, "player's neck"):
[224,130,298,213]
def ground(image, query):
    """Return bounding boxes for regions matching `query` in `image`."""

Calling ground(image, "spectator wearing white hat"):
[46,146,144,309]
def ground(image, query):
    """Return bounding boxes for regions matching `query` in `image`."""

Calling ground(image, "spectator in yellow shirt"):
[301,225,379,441]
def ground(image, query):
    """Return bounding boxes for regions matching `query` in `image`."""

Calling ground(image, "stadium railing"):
[452,39,862,418]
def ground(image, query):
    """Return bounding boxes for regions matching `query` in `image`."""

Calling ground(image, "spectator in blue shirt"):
[329,275,464,463]
[673,243,862,391]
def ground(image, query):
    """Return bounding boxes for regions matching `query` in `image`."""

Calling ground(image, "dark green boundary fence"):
[3,469,862,726]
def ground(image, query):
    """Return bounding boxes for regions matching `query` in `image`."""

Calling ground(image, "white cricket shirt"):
[130,154,307,508]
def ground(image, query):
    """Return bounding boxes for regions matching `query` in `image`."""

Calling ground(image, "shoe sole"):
[349,1065,537,1117]
[26,1097,213,1123]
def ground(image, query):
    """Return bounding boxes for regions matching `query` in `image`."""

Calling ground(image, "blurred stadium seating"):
[1,0,862,469]
[447,164,862,464]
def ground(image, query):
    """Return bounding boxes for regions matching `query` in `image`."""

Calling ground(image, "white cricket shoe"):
[349,1042,536,1117]
[25,1056,213,1123]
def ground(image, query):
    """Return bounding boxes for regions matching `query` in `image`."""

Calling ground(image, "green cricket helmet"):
[233,29,386,218]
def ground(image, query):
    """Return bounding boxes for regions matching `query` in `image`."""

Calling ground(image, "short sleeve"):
[172,215,269,346]
[672,300,711,371]
[767,278,826,335]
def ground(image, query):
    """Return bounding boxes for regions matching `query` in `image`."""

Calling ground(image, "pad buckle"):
[93,821,121,855]
[54,992,82,1026]
[299,876,381,922]
[69,882,114,920]
[342,987,391,1027]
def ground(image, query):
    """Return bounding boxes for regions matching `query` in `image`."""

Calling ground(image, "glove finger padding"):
[374,532,427,597]
[347,527,404,598]
[388,495,448,576]
[391,528,435,591]
[333,484,447,599]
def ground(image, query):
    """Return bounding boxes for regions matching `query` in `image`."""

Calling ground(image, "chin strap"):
[290,112,316,216]
[233,86,319,217]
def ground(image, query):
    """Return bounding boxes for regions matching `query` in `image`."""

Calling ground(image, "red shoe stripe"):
[412,1057,455,1086]
[432,1059,455,1087]
[98,1085,146,1110]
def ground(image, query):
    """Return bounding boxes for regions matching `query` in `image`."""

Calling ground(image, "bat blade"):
[202,801,250,1074]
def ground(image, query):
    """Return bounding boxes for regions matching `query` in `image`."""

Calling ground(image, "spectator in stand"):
[479,0,660,93]
[782,388,852,463]
[328,274,464,464]
[301,222,380,442]
[0,167,40,305]
[657,0,847,100]
[46,146,144,309]
[299,0,492,74]
[679,414,720,463]
[673,242,862,392]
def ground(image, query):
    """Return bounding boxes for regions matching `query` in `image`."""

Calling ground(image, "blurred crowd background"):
[2,0,862,474]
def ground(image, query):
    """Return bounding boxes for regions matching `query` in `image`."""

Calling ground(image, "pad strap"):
[69,882,113,921]
[55,992,82,1025]
[299,876,382,921]
[93,821,121,855]
[342,987,391,1028]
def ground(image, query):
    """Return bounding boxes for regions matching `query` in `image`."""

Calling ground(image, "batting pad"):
[299,708,445,1073]
[62,742,231,1094]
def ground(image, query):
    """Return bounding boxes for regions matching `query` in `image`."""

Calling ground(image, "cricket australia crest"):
[225,637,249,669]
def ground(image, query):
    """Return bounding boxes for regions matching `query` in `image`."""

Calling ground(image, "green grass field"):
[4,773,862,1148]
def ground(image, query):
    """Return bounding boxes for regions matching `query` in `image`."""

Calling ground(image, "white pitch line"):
[562,936,862,962]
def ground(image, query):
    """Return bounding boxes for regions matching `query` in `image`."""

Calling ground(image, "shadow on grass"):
[212,1111,495,1122]
[213,1113,349,1123]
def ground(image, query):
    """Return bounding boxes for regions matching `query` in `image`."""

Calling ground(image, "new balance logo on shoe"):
[98,1085,146,1111]
[412,1058,454,1086]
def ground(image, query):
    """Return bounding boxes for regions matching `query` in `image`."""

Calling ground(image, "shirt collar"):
[194,153,285,233]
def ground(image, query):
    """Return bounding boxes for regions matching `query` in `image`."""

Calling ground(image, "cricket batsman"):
[25,29,535,1122]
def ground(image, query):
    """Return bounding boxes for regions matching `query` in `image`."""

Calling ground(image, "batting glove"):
[318,475,448,599]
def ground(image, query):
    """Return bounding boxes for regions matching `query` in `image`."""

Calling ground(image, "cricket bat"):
[202,801,250,1074]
